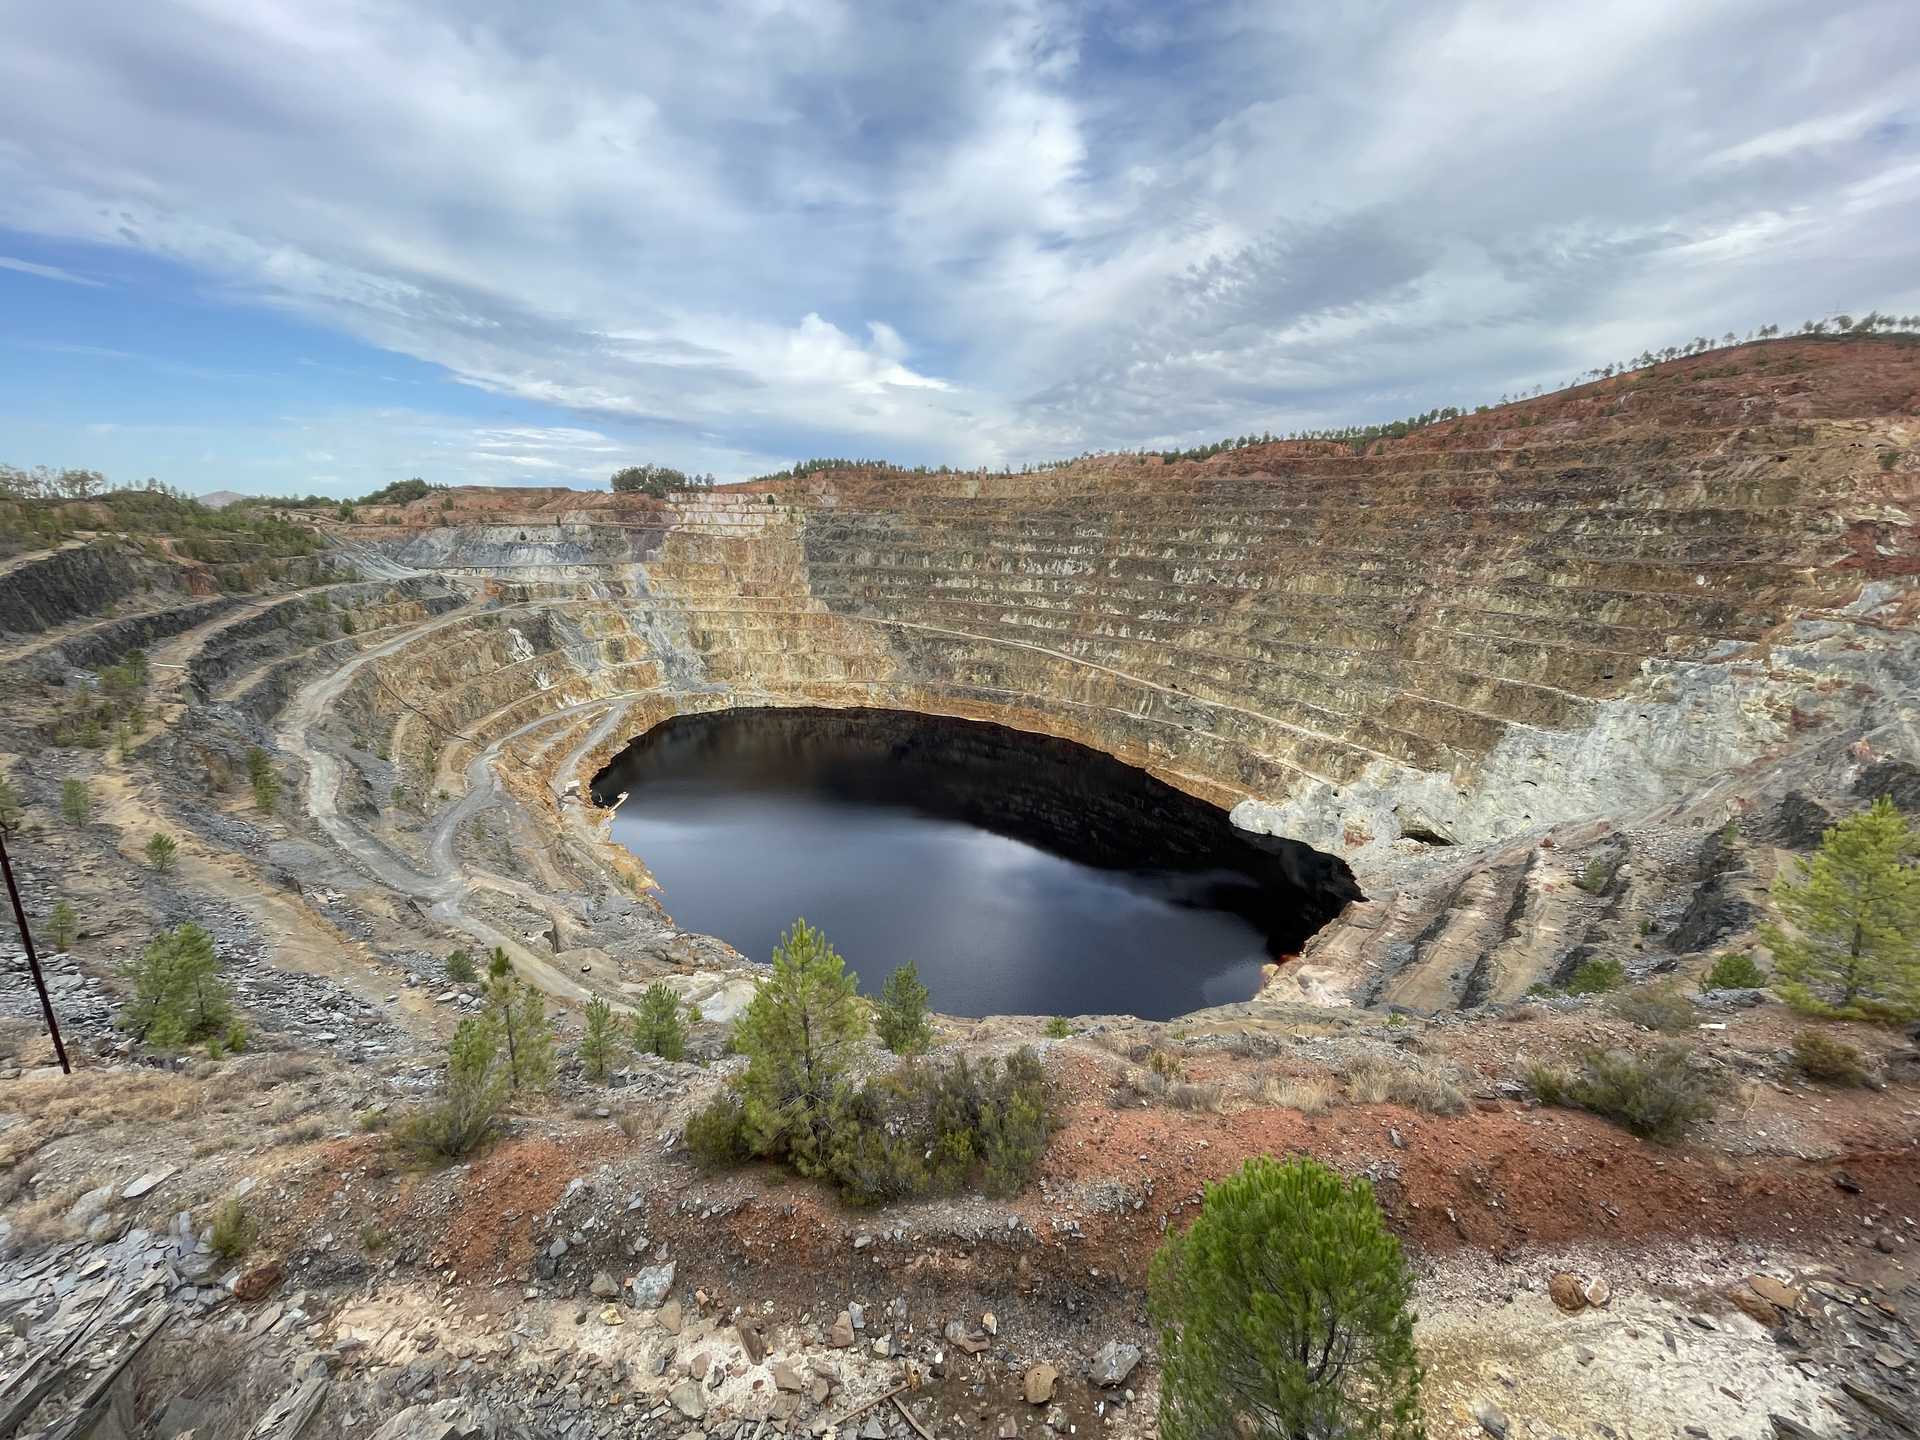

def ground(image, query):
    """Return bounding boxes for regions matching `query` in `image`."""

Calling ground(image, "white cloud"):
[0,0,1917,480]
[0,255,104,286]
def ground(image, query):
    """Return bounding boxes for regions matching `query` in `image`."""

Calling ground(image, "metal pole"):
[0,830,70,1074]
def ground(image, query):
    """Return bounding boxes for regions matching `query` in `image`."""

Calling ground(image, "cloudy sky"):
[2,0,1917,496]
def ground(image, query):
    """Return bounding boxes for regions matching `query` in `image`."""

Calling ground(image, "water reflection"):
[592,707,1357,1020]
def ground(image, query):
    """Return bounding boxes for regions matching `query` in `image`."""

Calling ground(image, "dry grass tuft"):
[1342,1057,1469,1115]
[1261,1077,1335,1115]
[1167,1082,1224,1112]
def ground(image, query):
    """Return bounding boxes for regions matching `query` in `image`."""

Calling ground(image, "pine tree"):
[629,981,688,1061]
[732,920,865,1177]
[578,996,618,1082]
[49,900,77,951]
[60,778,91,827]
[402,1014,509,1159]
[118,922,234,1049]
[1148,1156,1423,1440]
[144,832,178,872]
[0,775,23,838]
[1763,798,1919,1018]
[875,961,932,1055]
[482,947,555,1090]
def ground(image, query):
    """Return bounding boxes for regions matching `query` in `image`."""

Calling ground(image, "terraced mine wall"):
[238,339,1918,1013]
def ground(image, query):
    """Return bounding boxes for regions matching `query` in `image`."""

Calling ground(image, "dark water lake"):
[591,708,1357,1020]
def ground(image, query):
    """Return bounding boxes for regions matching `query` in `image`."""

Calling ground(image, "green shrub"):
[208,1199,257,1263]
[1149,1157,1423,1440]
[733,920,864,1177]
[1574,854,1621,895]
[629,980,688,1061]
[684,1092,751,1168]
[399,1015,508,1161]
[1565,956,1626,995]
[1043,1017,1071,1039]
[578,996,618,1083]
[1701,951,1766,992]
[0,775,23,837]
[252,767,280,813]
[48,900,77,952]
[60,778,91,827]
[118,923,236,1050]
[482,948,554,1091]
[445,948,477,984]
[875,961,932,1055]
[828,1047,1057,1205]
[144,832,178,873]
[1610,983,1694,1032]
[1763,798,1918,1020]
[1525,1043,1717,1142]
[1791,1029,1868,1085]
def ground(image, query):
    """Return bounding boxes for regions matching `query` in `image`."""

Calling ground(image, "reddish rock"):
[234,1262,283,1302]
[1548,1273,1586,1313]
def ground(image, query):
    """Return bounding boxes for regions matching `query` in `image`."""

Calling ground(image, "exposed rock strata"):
[274,340,1920,1013]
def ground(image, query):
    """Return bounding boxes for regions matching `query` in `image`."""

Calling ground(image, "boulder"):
[669,1380,706,1420]
[829,1311,856,1348]
[1582,1276,1611,1308]
[1088,1341,1140,1387]
[66,1185,115,1231]
[657,1299,683,1334]
[1023,1365,1058,1405]
[1548,1273,1586,1313]
[771,1361,803,1393]
[589,1271,619,1300]
[629,1261,675,1307]
[234,1261,284,1303]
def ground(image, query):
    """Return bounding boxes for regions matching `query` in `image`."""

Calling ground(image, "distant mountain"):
[197,489,248,509]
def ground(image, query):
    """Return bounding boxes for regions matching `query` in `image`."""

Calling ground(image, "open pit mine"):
[0,338,1917,1438]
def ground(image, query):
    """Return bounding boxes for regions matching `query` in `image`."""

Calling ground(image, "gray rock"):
[1473,1400,1509,1439]
[669,1381,706,1420]
[66,1185,115,1230]
[630,1261,676,1307]
[368,1399,499,1440]
[589,1271,619,1299]
[122,1166,177,1201]
[1088,1341,1140,1387]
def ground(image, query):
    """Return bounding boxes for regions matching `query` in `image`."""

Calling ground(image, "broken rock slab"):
[368,1399,499,1440]
[1088,1341,1140,1387]
[122,1166,177,1201]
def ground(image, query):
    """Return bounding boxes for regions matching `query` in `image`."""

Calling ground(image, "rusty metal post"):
[0,829,70,1074]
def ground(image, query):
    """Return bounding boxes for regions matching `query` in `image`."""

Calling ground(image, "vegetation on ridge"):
[684,919,1057,1204]
[1149,1155,1424,1440]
